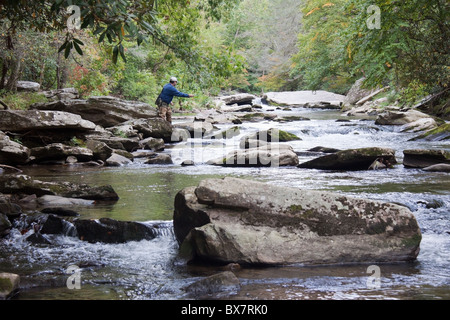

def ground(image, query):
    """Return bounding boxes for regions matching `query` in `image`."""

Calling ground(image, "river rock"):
[0,194,22,219]
[206,126,240,140]
[207,144,299,167]
[218,93,256,106]
[422,164,450,172]
[0,213,11,237]
[119,118,173,142]
[0,272,20,299]
[0,131,30,165]
[86,140,114,161]
[174,177,422,266]
[31,96,159,128]
[263,91,345,108]
[74,218,157,243]
[37,195,95,207]
[220,104,253,113]
[241,128,301,143]
[0,110,96,132]
[26,232,52,245]
[0,174,119,200]
[375,109,436,125]
[185,271,240,298]
[194,110,240,124]
[105,153,132,167]
[173,121,215,138]
[30,143,93,163]
[400,118,438,133]
[298,147,397,170]
[403,149,450,168]
[140,137,165,151]
[144,153,173,165]
[409,123,450,142]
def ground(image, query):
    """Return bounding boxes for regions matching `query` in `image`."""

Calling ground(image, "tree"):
[0,0,241,91]
[343,0,449,97]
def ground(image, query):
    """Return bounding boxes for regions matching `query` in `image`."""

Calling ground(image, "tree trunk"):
[5,54,22,92]
[0,60,9,90]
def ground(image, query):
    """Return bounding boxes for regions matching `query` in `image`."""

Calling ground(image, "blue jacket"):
[159,83,190,104]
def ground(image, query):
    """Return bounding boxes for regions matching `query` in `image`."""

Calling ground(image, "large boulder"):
[0,174,119,200]
[120,118,173,142]
[263,91,345,108]
[298,147,397,170]
[174,177,422,266]
[0,110,96,132]
[0,131,30,165]
[218,93,257,106]
[403,149,450,168]
[207,144,299,167]
[375,109,438,126]
[73,218,156,243]
[31,96,159,128]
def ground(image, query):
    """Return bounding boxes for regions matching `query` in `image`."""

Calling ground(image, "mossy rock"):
[409,123,450,141]
[0,273,20,299]
[242,128,301,143]
[298,147,397,171]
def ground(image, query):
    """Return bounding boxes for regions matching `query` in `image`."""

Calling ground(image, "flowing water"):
[1,104,449,300]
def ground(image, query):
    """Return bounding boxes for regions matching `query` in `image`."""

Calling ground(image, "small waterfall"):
[61,219,77,237]
[144,221,175,239]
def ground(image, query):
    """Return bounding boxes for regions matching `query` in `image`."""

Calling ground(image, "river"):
[1,104,449,300]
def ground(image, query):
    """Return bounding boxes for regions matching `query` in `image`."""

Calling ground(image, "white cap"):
[170,77,178,82]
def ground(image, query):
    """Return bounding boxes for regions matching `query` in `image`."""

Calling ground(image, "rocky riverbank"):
[1,83,449,299]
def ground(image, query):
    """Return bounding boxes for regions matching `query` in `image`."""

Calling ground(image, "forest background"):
[0,0,448,116]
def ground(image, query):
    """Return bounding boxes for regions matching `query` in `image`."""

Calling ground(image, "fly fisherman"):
[156,77,194,124]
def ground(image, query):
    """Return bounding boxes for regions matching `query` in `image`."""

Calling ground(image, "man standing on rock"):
[156,77,194,124]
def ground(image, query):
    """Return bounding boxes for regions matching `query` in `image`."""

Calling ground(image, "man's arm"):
[168,85,192,98]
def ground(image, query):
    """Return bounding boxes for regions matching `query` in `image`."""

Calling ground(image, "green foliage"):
[342,0,449,95]
[0,90,48,110]
[290,0,355,94]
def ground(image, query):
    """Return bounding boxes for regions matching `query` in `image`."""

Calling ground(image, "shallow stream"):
[1,105,449,300]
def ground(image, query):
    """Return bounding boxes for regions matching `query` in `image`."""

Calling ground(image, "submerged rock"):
[298,147,397,170]
[174,177,421,266]
[74,218,156,243]
[185,271,240,298]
